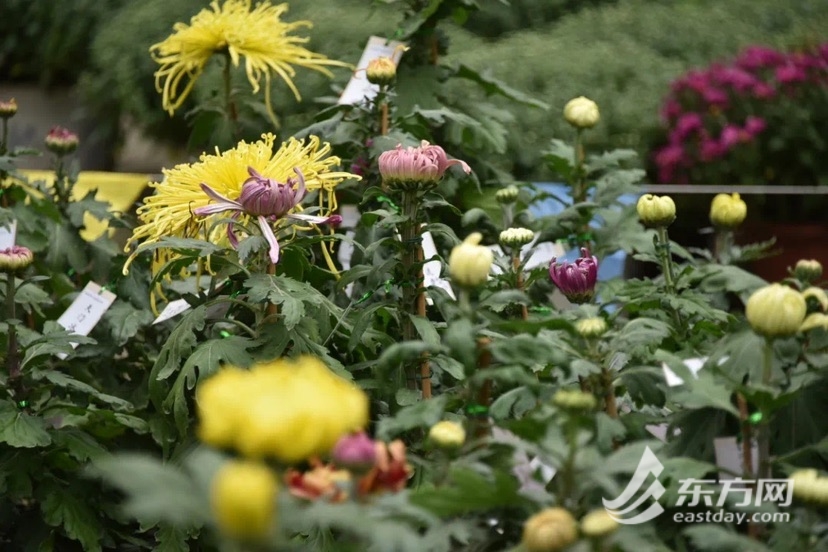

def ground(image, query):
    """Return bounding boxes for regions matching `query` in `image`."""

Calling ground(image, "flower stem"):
[399,190,429,397]
[656,226,676,293]
[601,366,618,419]
[571,129,591,250]
[512,254,528,321]
[0,118,8,156]
[737,391,759,539]
[757,338,773,480]
[474,337,492,438]
[5,273,20,390]
[713,229,733,265]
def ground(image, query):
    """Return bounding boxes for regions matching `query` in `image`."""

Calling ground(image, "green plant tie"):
[220,330,231,338]
[529,306,553,314]
[17,400,27,409]
[376,194,400,214]
[355,278,395,305]
[749,412,763,424]
[568,232,593,246]
[466,404,489,417]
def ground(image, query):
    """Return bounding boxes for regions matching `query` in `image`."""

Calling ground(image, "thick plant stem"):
[737,392,759,539]
[512,255,528,320]
[757,339,773,480]
[571,129,591,250]
[601,367,618,418]
[400,190,428,395]
[417,243,431,398]
[380,102,389,136]
[475,337,492,438]
[713,229,733,265]
[656,227,676,293]
[266,262,279,319]
[5,273,24,405]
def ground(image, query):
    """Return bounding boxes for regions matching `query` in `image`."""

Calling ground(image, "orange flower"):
[358,440,412,495]
[286,460,351,503]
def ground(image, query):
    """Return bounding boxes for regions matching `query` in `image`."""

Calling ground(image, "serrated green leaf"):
[0,402,51,448]
[40,487,103,552]
[377,396,448,440]
[91,453,207,526]
[53,429,107,462]
[105,301,154,345]
[410,467,526,516]
[32,369,133,410]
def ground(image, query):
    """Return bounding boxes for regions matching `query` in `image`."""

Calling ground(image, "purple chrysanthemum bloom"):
[331,431,377,470]
[549,248,598,304]
[193,166,341,264]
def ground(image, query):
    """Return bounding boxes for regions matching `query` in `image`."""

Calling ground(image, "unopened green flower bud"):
[709,193,747,229]
[794,259,822,284]
[45,126,79,155]
[0,246,33,273]
[745,283,806,338]
[802,287,828,312]
[428,420,466,449]
[563,96,600,129]
[791,469,828,504]
[449,233,493,288]
[366,57,396,86]
[499,227,535,249]
[495,186,519,205]
[580,509,619,538]
[553,389,597,411]
[575,317,607,338]
[636,194,676,228]
[522,507,578,552]
[0,98,17,119]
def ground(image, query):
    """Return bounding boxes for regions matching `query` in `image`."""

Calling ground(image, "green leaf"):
[91,453,208,526]
[683,524,770,551]
[20,322,95,369]
[377,396,448,440]
[0,401,51,448]
[66,190,113,228]
[46,222,88,273]
[31,369,133,410]
[53,429,108,462]
[104,301,154,345]
[40,486,103,552]
[244,274,338,331]
[452,63,549,108]
[165,336,254,435]
[395,388,421,406]
[410,467,526,516]
[409,314,441,347]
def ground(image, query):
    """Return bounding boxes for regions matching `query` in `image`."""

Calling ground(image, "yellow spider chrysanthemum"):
[124,133,358,277]
[150,0,349,121]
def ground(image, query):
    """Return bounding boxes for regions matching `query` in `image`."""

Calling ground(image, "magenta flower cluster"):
[654,44,828,184]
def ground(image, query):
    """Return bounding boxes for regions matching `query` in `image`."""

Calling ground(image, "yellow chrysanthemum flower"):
[150,0,349,122]
[124,133,358,278]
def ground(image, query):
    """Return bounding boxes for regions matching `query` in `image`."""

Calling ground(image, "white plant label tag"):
[152,298,191,325]
[56,282,117,358]
[524,239,566,270]
[0,220,18,249]
[422,231,456,301]
[662,357,706,387]
[338,36,406,105]
[714,436,759,480]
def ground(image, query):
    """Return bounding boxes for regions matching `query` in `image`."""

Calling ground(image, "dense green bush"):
[0,0,126,86]
[445,0,828,180]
